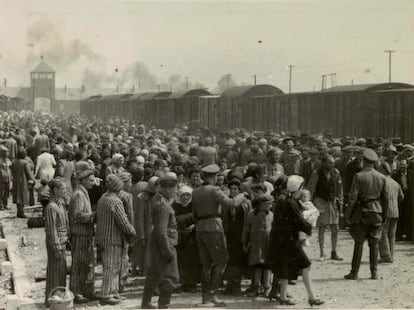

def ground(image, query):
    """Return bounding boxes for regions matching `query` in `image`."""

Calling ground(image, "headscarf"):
[176,185,193,206]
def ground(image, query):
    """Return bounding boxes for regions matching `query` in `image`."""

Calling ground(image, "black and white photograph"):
[0,0,413,309]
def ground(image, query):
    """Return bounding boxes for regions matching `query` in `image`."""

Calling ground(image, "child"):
[35,178,50,217]
[298,189,320,246]
[242,188,273,298]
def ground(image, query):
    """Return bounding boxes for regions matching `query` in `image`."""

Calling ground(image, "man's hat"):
[363,148,379,162]
[201,164,220,174]
[159,172,178,187]
[342,145,354,152]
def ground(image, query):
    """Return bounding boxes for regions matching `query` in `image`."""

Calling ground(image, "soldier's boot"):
[141,280,156,309]
[158,282,174,309]
[345,241,363,280]
[209,265,226,307]
[369,240,379,280]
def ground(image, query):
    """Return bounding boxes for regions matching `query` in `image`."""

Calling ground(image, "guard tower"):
[30,56,55,113]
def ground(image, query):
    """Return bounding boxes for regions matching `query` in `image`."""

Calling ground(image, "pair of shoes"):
[319,255,326,262]
[378,257,392,264]
[371,272,378,280]
[84,293,101,301]
[344,272,358,280]
[288,280,296,285]
[17,214,27,218]
[99,297,120,305]
[74,294,89,304]
[278,298,296,305]
[308,298,325,307]
[331,252,343,261]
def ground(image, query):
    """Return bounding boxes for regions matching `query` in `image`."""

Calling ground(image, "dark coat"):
[173,201,201,285]
[149,193,179,287]
[266,197,312,280]
[12,159,34,205]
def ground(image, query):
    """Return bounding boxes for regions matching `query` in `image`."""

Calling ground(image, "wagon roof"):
[141,91,172,100]
[168,89,211,99]
[323,83,414,93]
[102,93,132,101]
[220,85,284,98]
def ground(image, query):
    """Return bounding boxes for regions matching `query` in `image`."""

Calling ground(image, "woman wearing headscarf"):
[12,147,35,218]
[222,179,251,296]
[266,175,324,306]
[173,185,201,292]
[44,177,69,306]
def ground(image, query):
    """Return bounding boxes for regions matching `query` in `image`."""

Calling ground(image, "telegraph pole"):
[384,50,396,83]
[185,77,189,90]
[253,75,257,85]
[288,65,294,93]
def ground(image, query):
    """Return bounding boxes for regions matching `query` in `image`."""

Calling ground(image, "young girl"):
[242,186,273,298]
[298,189,320,246]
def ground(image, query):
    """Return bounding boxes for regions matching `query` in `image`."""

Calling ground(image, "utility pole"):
[157,84,161,92]
[288,65,294,93]
[185,77,189,90]
[384,50,396,83]
[321,74,326,90]
[253,74,257,85]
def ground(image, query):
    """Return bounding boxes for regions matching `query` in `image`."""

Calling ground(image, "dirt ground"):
[1,204,414,310]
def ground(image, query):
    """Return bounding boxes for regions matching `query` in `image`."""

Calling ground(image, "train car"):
[117,93,134,119]
[139,92,172,127]
[280,82,414,138]
[195,95,221,130]
[219,85,284,131]
[126,92,153,123]
[161,89,211,128]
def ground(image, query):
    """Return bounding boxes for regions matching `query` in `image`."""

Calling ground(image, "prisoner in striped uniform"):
[118,171,134,292]
[69,161,97,304]
[44,178,69,307]
[96,174,136,306]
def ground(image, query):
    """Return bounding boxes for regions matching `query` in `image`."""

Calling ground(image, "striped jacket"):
[96,192,136,246]
[45,198,70,252]
[69,185,94,236]
[384,176,404,219]
[119,189,134,227]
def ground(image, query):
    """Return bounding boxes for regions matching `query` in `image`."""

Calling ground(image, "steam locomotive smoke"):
[26,17,206,90]
[26,18,103,69]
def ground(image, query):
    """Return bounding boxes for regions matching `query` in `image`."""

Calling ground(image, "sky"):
[0,0,413,93]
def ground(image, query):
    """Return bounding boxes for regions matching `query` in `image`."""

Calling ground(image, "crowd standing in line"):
[0,111,411,308]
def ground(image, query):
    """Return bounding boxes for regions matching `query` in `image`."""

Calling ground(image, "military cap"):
[363,148,379,162]
[201,164,220,174]
[159,172,178,186]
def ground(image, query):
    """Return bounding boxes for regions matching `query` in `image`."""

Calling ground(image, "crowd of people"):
[0,110,411,308]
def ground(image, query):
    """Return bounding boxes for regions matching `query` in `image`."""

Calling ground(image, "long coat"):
[173,201,201,286]
[242,209,273,267]
[149,193,179,288]
[266,197,312,280]
[12,159,34,205]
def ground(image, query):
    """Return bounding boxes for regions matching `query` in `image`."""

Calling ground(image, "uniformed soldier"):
[192,164,246,307]
[344,149,388,280]
[141,172,179,309]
